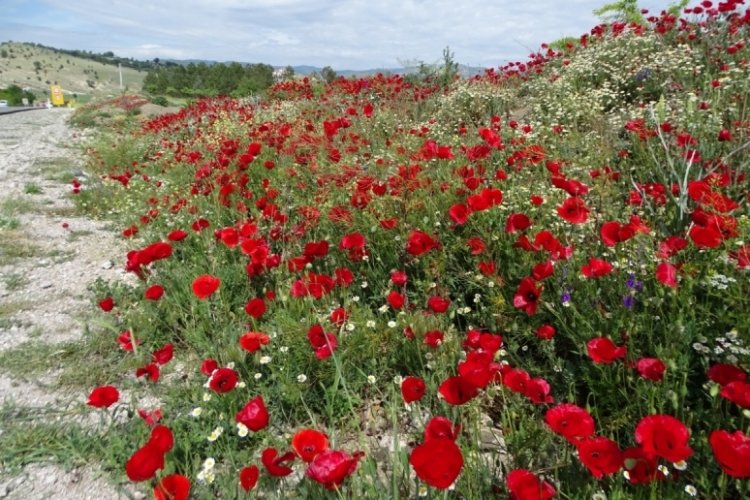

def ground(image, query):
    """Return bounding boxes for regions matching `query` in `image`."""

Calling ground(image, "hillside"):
[0,42,145,100]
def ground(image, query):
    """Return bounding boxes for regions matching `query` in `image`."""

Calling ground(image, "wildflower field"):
[76,2,750,498]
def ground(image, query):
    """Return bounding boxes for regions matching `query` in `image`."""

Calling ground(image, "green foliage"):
[320,65,338,84]
[439,46,459,87]
[0,84,35,105]
[149,95,169,106]
[594,0,645,24]
[144,62,274,97]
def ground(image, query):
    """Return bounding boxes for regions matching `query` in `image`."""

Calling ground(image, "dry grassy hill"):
[0,42,145,101]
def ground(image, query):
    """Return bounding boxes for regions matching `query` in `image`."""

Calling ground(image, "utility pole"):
[119,63,123,90]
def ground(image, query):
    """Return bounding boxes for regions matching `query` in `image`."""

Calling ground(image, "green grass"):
[0,273,28,291]
[0,196,38,215]
[66,229,95,241]
[0,324,138,388]
[33,157,78,183]
[0,299,34,318]
[0,215,20,230]
[23,183,43,195]
[0,404,135,477]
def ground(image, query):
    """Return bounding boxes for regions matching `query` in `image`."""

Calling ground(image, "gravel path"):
[0,109,139,499]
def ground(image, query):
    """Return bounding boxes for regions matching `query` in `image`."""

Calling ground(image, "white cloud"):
[6,0,683,69]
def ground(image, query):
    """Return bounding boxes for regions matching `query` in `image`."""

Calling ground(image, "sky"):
[4,0,683,70]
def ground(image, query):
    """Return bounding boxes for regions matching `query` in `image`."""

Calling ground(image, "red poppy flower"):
[586,338,627,364]
[152,343,173,365]
[635,358,666,381]
[427,296,450,313]
[87,385,119,408]
[654,262,678,288]
[200,358,218,376]
[154,474,190,500]
[239,465,260,492]
[191,218,210,232]
[557,196,589,224]
[261,447,295,477]
[148,425,174,453]
[424,417,461,442]
[710,430,750,478]
[125,425,172,482]
[136,363,160,383]
[544,403,595,443]
[144,284,164,301]
[339,232,367,260]
[401,376,427,403]
[137,408,162,426]
[209,367,238,393]
[689,225,722,248]
[239,331,270,353]
[292,428,329,462]
[575,436,622,478]
[503,368,531,394]
[657,236,688,258]
[720,381,750,408]
[334,267,354,287]
[410,438,463,489]
[387,291,405,309]
[423,330,444,349]
[192,274,220,299]
[329,307,348,327]
[406,230,439,256]
[438,375,479,405]
[635,414,693,463]
[622,447,663,485]
[506,469,556,499]
[235,395,269,432]
[524,377,554,404]
[513,277,542,315]
[167,230,188,242]
[98,296,115,312]
[730,244,750,269]
[306,449,363,490]
[303,240,329,260]
[244,297,266,319]
[307,324,338,360]
[118,331,141,352]
[463,330,503,354]
[125,442,165,482]
[506,213,532,233]
[390,270,408,286]
[707,363,747,386]
[448,203,472,225]
[581,258,613,278]
[532,261,554,281]
[535,324,556,340]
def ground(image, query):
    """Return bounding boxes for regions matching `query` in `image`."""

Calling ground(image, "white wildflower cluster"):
[430,81,517,136]
[706,272,736,290]
[692,335,711,355]
[237,422,249,437]
[715,330,748,364]
[196,457,216,484]
[207,425,224,442]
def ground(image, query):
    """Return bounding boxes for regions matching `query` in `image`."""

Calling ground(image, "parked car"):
[0,100,8,107]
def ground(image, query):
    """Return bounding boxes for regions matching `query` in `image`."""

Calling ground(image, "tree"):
[320,66,337,84]
[593,0,645,24]
[438,46,459,87]
[280,65,295,80]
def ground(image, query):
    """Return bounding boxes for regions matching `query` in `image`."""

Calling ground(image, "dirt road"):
[0,109,139,499]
